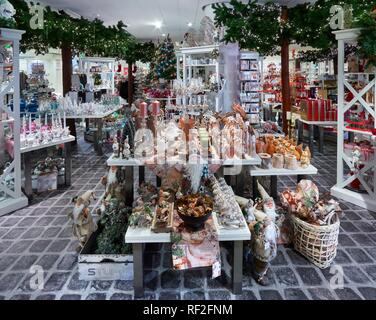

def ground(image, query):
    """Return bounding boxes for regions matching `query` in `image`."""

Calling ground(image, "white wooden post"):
[337,38,345,185]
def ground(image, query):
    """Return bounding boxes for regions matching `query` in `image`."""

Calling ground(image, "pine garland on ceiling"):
[7,0,156,64]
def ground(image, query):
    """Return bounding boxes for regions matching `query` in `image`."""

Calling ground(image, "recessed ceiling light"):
[187,22,193,27]
[154,21,163,29]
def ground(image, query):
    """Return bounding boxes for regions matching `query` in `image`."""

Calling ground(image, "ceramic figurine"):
[257,181,277,221]
[123,136,131,159]
[249,219,279,286]
[300,147,311,169]
[101,166,118,199]
[351,145,361,171]
[68,190,97,250]
[112,136,119,158]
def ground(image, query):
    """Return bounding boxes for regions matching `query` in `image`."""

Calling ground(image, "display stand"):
[0,28,28,216]
[107,154,261,206]
[239,51,261,122]
[296,117,338,156]
[65,104,124,156]
[21,135,75,198]
[107,148,255,297]
[178,45,220,85]
[78,57,116,94]
[177,45,222,110]
[250,165,318,198]
[331,29,376,212]
[126,211,250,298]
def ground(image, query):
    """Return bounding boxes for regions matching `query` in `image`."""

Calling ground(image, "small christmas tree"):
[155,35,176,82]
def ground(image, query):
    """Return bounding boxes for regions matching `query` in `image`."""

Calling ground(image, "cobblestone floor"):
[0,138,376,300]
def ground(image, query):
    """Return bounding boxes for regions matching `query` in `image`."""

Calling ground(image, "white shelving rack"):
[178,45,220,86]
[78,57,116,94]
[239,51,261,123]
[0,28,28,216]
[331,28,376,212]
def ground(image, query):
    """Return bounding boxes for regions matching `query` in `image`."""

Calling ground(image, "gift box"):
[300,99,337,122]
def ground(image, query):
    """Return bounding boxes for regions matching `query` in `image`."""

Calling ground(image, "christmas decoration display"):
[255,136,311,170]
[134,66,148,100]
[263,63,281,103]
[18,113,70,149]
[154,35,176,81]
[23,62,54,101]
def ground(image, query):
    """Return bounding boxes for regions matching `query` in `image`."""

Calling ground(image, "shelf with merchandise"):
[0,28,28,216]
[331,28,376,212]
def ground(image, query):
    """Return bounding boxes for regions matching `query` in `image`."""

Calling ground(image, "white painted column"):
[337,38,345,186]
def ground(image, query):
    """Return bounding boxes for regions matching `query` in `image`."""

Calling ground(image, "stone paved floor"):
[0,137,376,300]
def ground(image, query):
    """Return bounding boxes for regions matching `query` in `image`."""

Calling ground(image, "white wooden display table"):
[21,135,75,198]
[295,115,337,156]
[64,105,124,120]
[126,212,250,298]
[107,154,261,204]
[64,105,124,155]
[250,164,318,198]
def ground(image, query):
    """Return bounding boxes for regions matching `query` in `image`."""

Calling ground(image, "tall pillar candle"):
[140,102,148,118]
[152,100,160,116]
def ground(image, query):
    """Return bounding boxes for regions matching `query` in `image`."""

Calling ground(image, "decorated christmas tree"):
[155,35,176,81]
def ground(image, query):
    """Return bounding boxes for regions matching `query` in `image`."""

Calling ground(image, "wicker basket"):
[290,212,340,269]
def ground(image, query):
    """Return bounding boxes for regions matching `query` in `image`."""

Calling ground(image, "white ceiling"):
[39,0,315,41]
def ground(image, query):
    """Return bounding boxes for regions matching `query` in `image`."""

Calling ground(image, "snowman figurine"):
[123,136,131,160]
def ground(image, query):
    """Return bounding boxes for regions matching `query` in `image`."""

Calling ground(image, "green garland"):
[356,11,376,67]
[8,0,156,63]
[213,0,376,61]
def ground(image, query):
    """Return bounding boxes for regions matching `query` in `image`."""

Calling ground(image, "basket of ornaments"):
[280,180,342,269]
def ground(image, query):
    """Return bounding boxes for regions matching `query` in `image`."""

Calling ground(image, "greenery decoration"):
[212,0,375,59]
[213,0,280,56]
[95,200,132,255]
[356,10,376,67]
[9,0,156,64]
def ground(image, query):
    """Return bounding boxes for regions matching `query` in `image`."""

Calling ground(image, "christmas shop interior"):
[0,0,376,302]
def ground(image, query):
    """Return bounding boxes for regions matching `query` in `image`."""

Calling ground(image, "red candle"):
[140,102,148,118]
[152,100,160,116]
